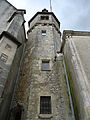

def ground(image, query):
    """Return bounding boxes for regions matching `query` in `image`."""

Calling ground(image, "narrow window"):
[41,30,46,36]
[0,67,3,74]
[41,16,49,20]
[41,60,50,71]
[5,44,12,50]
[40,96,51,114]
[0,53,8,63]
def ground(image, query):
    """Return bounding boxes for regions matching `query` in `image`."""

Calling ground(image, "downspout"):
[63,58,76,120]
[60,32,75,120]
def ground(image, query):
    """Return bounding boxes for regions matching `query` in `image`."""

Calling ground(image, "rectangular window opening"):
[41,60,50,71]
[41,16,49,20]
[41,30,46,36]
[40,96,51,114]
[0,53,8,63]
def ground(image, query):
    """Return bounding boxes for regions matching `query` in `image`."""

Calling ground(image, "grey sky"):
[7,0,90,32]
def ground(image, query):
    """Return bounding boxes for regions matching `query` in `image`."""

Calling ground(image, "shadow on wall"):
[9,103,24,120]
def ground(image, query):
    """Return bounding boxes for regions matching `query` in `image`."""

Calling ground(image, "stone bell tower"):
[16,9,73,120]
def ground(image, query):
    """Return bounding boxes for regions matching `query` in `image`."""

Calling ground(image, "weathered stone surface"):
[0,1,26,120]
[16,10,72,120]
[63,30,90,120]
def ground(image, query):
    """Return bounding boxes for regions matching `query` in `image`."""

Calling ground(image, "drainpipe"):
[63,57,76,120]
[59,32,75,119]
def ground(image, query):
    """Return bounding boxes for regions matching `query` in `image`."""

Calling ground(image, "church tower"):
[16,9,73,120]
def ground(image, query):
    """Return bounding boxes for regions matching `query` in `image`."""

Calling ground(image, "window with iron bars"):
[40,96,51,114]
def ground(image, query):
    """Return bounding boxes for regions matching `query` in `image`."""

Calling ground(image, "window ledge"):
[38,114,53,119]
[41,69,51,71]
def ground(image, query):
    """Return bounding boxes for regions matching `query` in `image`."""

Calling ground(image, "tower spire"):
[50,0,52,12]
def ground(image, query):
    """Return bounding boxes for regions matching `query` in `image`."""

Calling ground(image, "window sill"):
[38,114,53,119]
[41,69,51,71]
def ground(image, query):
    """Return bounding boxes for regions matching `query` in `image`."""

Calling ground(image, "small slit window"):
[41,60,50,71]
[0,67,3,74]
[41,30,46,36]
[41,16,49,20]
[5,44,12,50]
[40,96,51,114]
[0,53,8,63]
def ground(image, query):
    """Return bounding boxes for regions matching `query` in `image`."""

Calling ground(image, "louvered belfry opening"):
[40,96,51,114]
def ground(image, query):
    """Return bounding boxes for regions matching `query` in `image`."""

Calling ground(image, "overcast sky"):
[8,0,90,32]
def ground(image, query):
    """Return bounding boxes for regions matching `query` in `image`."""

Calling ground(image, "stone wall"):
[28,12,60,31]
[0,0,16,34]
[0,1,26,120]
[0,36,17,98]
[63,31,90,120]
[16,16,73,119]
